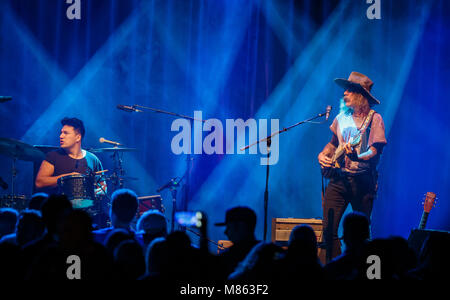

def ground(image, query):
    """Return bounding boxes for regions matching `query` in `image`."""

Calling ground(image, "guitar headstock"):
[423,192,437,213]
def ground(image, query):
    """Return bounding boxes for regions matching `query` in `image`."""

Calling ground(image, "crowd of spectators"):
[0,189,448,282]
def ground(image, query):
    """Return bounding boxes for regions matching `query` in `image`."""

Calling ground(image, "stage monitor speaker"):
[407,229,450,257]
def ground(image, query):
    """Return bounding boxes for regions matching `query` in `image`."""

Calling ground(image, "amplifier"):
[272,218,326,264]
[408,229,450,257]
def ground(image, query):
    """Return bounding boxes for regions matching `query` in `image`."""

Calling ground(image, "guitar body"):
[321,145,345,179]
[321,109,375,179]
[321,135,361,179]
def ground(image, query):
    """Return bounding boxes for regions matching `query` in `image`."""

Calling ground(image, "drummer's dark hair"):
[61,117,85,139]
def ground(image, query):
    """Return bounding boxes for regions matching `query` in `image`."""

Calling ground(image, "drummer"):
[35,117,106,195]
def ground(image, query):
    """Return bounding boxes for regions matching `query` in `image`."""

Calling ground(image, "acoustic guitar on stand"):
[418,192,437,230]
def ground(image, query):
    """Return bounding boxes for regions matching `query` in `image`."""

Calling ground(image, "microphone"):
[0,96,12,103]
[99,137,122,146]
[157,177,180,193]
[325,105,332,121]
[117,104,142,112]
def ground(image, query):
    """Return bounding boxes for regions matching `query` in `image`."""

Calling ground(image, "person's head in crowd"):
[41,194,73,238]
[114,240,145,280]
[145,237,168,276]
[215,206,257,244]
[342,212,370,250]
[164,231,199,279]
[104,228,135,255]
[60,209,93,249]
[366,238,398,279]
[136,210,167,246]
[0,208,18,239]
[110,189,138,229]
[229,242,284,280]
[388,236,417,278]
[0,242,22,280]
[16,209,45,247]
[288,224,318,262]
[28,193,48,211]
[166,230,192,250]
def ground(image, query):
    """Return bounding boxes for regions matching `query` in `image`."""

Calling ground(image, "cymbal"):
[33,145,59,153]
[89,147,138,153]
[0,138,45,161]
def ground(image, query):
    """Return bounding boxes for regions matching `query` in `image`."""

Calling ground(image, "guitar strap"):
[358,109,376,135]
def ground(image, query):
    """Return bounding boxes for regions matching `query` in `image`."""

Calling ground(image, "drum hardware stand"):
[84,168,111,228]
[110,149,125,191]
[10,157,17,196]
[241,109,330,241]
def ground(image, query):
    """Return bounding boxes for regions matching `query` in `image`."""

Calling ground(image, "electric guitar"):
[321,110,376,179]
[418,192,437,230]
[321,133,361,179]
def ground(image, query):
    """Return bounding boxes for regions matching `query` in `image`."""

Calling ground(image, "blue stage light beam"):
[151,0,254,116]
[190,0,354,232]
[1,3,71,113]
[258,0,315,57]
[379,3,433,134]
[20,1,160,195]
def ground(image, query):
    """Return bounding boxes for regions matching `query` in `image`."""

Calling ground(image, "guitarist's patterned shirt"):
[330,111,387,174]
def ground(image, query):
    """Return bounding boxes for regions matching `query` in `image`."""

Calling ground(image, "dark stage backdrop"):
[1,0,449,248]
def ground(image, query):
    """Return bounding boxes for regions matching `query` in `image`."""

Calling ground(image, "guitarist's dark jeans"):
[323,171,377,260]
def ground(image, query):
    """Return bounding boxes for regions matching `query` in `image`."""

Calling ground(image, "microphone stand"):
[134,104,201,215]
[157,175,183,233]
[121,104,205,231]
[241,110,329,241]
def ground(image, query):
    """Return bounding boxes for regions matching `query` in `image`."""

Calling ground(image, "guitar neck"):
[419,211,429,230]
[332,133,361,163]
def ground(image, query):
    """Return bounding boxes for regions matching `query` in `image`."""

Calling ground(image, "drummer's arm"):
[35,160,78,188]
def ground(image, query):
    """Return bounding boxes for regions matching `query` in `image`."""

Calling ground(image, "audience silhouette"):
[0,208,18,239]
[92,189,139,245]
[136,209,168,248]
[0,190,443,281]
[215,206,260,278]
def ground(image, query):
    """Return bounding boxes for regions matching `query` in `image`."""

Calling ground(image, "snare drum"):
[57,174,95,208]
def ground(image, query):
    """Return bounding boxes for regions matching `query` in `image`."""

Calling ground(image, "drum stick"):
[95,169,108,175]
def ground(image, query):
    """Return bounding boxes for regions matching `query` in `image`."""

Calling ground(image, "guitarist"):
[318,72,387,260]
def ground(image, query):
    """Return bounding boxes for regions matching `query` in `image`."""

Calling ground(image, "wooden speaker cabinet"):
[271,218,326,265]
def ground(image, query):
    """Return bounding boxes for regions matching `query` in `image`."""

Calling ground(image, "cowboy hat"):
[334,71,380,105]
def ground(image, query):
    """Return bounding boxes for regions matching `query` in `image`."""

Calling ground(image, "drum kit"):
[0,138,164,222]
